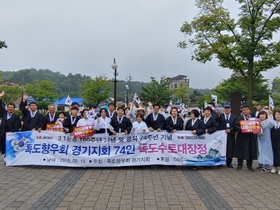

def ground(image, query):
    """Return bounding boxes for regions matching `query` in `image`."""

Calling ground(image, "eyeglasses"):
[264,107,269,110]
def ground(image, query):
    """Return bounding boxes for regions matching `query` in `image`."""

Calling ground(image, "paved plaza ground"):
[0,159,280,210]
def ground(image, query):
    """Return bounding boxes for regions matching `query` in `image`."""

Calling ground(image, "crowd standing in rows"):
[0,91,279,174]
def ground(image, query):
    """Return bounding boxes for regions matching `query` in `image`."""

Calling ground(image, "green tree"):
[0,86,22,105]
[80,75,112,106]
[271,77,280,107]
[25,80,58,102]
[179,0,280,107]
[173,83,189,103]
[189,89,203,103]
[139,76,173,105]
[214,75,270,104]
[0,40,7,49]
[196,92,213,108]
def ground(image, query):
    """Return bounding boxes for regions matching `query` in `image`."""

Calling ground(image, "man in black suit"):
[0,91,21,154]
[218,104,237,168]
[63,107,81,134]
[110,107,132,135]
[20,93,43,132]
[42,104,59,130]
[145,104,166,132]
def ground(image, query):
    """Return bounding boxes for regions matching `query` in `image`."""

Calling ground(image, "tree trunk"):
[247,59,254,108]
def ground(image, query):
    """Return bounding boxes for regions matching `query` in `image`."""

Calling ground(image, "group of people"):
[0,90,279,174]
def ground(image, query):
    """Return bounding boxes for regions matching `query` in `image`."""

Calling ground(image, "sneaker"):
[271,166,277,173]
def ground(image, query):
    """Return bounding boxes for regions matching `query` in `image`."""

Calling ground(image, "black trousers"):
[0,135,6,154]
[238,159,253,167]
[226,157,232,165]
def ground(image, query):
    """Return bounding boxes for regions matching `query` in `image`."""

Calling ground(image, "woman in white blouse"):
[76,109,95,127]
[95,108,113,135]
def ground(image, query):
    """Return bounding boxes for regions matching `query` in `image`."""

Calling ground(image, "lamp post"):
[111,58,118,107]
[125,84,129,106]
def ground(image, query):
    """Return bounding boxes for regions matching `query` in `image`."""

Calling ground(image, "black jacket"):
[165,116,184,132]
[185,118,203,132]
[0,99,21,153]
[197,116,218,135]
[20,101,43,131]
[63,115,81,133]
[42,112,59,130]
[145,113,166,130]
[110,116,132,134]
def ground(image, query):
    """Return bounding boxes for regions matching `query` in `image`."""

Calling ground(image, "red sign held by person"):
[240,120,261,133]
[46,124,64,132]
[73,125,94,138]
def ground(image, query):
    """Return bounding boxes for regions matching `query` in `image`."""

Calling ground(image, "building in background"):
[170,75,190,104]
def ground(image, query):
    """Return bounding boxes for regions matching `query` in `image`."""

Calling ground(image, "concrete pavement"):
[0,159,280,210]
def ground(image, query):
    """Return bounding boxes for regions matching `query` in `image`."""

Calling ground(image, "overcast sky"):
[0,0,279,89]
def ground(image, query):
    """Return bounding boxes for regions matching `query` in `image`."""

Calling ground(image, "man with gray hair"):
[42,104,59,130]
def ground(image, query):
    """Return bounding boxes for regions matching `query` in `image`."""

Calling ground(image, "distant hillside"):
[1,69,210,101]
[0,68,148,100]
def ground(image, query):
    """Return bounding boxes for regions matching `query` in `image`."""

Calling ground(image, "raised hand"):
[0,90,5,98]
[22,93,29,101]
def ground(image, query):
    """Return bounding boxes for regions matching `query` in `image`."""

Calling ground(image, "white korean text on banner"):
[5,130,227,167]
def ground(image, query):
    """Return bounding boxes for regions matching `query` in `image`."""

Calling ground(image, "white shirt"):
[95,117,112,131]
[132,121,149,134]
[76,118,95,127]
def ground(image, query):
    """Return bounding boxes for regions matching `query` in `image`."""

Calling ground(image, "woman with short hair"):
[165,107,184,133]
[185,109,203,135]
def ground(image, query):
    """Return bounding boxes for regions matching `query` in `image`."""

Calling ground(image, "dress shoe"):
[248,167,254,172]
[227,163,233,168]
[236,166,242,170]
[271,166,277,173]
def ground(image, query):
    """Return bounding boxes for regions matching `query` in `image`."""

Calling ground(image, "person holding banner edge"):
[0,91,21,156]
